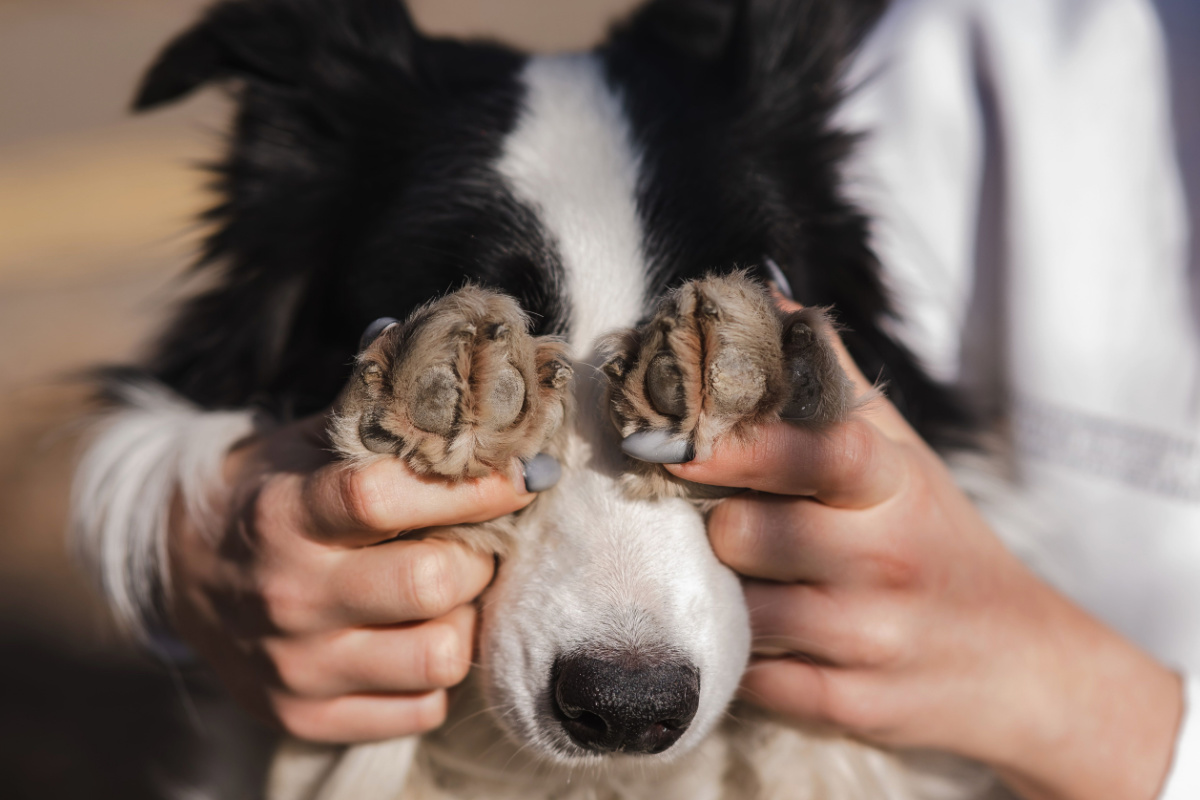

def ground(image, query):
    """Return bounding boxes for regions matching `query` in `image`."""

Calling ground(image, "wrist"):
[986,590,1183,800]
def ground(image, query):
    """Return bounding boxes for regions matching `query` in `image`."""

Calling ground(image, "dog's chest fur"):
[275,691,1000,800]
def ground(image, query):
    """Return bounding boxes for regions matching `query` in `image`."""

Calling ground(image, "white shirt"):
[841,0,1200,795]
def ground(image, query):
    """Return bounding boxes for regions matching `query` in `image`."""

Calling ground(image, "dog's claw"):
[359,317,399,352]
[522,453,563,493]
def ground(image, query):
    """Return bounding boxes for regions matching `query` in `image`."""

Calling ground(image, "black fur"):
[129,0,970,442]
[134,0,567,417]
[605,0,969,441]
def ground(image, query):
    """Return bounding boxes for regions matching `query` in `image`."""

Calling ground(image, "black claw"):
[359,416,405,455]
[359,362,384,389]
[784,321,815,349]
[541,360,573,389]
[602,357,628,381]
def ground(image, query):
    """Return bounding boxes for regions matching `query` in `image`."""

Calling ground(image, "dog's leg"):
[330,286,572,479]
[602,271,857,495]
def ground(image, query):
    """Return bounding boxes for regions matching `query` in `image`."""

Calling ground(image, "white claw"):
[763,256,795,300]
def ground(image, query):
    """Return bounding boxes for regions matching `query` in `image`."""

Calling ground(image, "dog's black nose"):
[551,653,700,755]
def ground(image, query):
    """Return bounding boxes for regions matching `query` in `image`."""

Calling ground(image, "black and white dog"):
[74,0,1003,797]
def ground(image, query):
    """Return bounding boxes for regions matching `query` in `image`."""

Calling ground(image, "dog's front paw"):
[331,287,571,479]
[602,272,855,479]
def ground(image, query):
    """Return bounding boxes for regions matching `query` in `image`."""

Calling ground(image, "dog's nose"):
[551,653,700,755]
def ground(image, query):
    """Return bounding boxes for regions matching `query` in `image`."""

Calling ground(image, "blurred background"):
[0,1,1194,798]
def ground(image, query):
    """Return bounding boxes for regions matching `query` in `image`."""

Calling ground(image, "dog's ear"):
[734,0,887,94]
[614,0,745,64]
[613,0,886,85]
[133,0,421,110]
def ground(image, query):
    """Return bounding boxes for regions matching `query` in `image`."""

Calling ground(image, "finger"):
[270,688,450,744]
[707,493,871,583]
[738,656,870,733]
[266,605,477,698]
[303,457,536,545]
[745,582,910,669]
[739,657,894,740]
[326,539,495,627]
[668,419,910,509]
[738,656,833,723]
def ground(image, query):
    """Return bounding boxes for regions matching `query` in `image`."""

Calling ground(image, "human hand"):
[167,413,551,744]
[666,298,1183,800]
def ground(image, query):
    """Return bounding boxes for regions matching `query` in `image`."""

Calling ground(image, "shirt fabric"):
[840,0,1200,795]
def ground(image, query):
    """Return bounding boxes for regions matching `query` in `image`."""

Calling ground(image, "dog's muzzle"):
[551,653,700,755]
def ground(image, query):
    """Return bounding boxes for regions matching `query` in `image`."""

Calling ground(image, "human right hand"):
[166,413,547,744]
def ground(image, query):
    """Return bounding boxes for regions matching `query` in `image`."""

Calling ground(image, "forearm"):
[1157,676,1200,800]
[983,584,1183,800]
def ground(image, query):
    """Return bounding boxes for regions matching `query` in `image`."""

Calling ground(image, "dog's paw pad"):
[603,271,856,472]
[331,287,571,479]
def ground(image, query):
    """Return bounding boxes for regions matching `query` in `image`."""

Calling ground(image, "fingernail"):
[621,430,695,464]
[521,453,562,493]
[762,256,794,301]
[359,317,400,352]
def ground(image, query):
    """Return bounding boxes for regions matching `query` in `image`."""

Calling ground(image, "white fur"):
[497,54,649,351]
[478,460,751,761]
[487,53,753,764]
[71,380,255,640]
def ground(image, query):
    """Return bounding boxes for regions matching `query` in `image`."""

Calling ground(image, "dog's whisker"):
[440,701,515,737]
[730,684,773,708]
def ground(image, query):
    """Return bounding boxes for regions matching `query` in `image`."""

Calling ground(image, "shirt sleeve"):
[1161,675,1200,799]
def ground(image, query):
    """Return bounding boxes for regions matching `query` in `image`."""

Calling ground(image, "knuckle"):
[411,693,449,733]
[817,680,886,734]
[422,625,470,688]
[259,574,310,633]
[253,476,297,543]
[831,422,876,486]
[405,545,457,619]
[341,469,392,531]
[269,645,321,697]
[856,615,910,667]
[710,500,766,563]
[271,695,330,742]
[866,548,922,591]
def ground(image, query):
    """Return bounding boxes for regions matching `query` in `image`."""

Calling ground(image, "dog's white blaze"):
[480,58,753,769]
[498,55,648,351]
